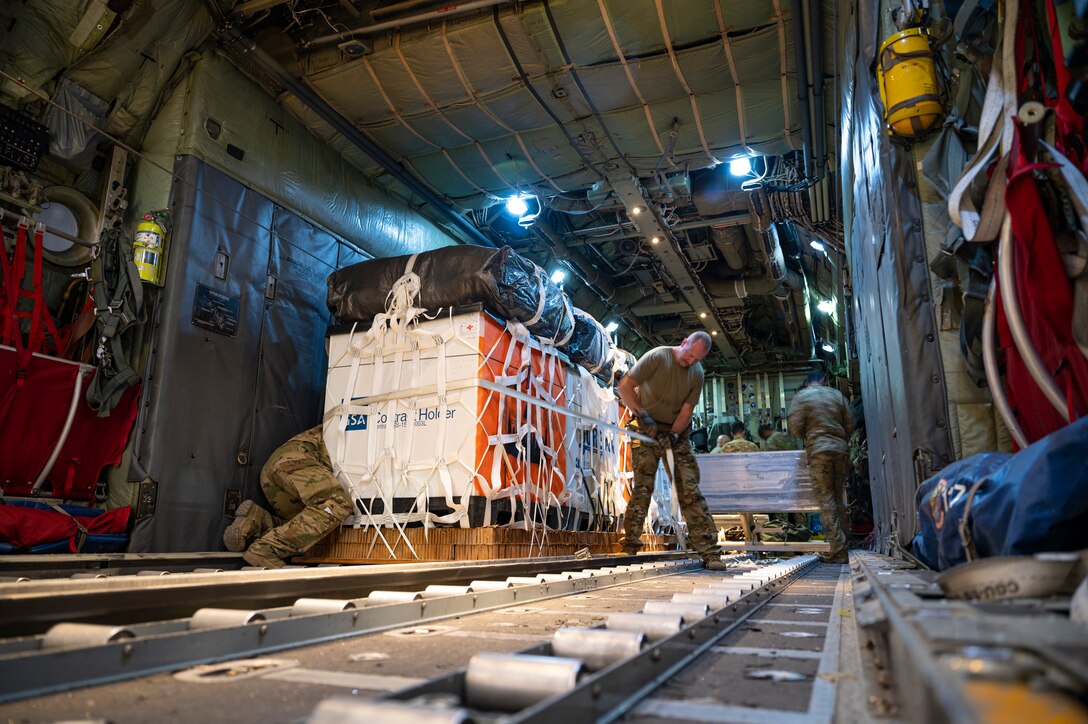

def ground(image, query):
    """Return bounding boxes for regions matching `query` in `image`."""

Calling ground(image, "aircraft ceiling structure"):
[230,0,846,373]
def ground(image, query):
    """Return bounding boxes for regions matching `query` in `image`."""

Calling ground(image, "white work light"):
[728,156,752,176]
[505,195,529,216]
[550,269,566,285]
[817,299,835,314]
[605,321,619,333]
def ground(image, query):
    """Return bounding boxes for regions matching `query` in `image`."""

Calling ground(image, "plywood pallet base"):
[297,526,678,564]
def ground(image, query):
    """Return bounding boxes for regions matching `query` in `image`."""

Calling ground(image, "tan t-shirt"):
[627,346,704,424]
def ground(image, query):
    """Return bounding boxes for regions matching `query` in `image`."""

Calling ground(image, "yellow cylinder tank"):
[877,27,944,138]
[133,213,165,285]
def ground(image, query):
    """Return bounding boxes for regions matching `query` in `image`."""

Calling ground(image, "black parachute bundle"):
[565,307,614,380]
[327,245,574,344]
[327,246,629,382]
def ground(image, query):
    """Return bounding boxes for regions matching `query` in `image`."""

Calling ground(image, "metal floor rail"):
[851,551,1088,723]
[0,556,709,703]
[0,551,685,636]
[0,550,839,718]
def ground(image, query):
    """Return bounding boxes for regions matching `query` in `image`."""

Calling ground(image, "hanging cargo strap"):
[48,504,89,553]
[86,226,144,417]
[0,218,66,381]
[659,441,687,550]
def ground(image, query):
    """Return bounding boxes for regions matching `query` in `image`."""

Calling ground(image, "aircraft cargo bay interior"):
[1,0,1087,721]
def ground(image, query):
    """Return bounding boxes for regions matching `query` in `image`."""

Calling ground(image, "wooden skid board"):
[300,526,677,563]
[696,451,821,513]
[719,541,831,553]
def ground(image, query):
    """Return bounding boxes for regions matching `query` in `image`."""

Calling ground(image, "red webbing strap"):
[25,226,46,361]
[6,223,30,377]
[0,224,69,381]
[0,222,15,345]
[1000,123,1088,439]
[31,227,64,356]
[1044,0,1085,145]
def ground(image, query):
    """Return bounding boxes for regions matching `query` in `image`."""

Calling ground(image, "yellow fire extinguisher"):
[877,27,944,138]
[133,213,165,285]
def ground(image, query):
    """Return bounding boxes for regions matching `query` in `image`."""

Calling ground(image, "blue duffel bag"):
[911,415,1088,571]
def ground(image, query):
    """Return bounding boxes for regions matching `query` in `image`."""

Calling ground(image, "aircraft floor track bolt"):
[259,625,268,636]
[592,683,602,698]
[651,649,662,661]
[122,644,133,657]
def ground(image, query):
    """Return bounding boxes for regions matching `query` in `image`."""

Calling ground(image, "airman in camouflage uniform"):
[788,372,854,563]
[223,425,351,568]
[710,434,730,453]
[759,423,799,451]
[616,333,724,570]
[718,422,760,453]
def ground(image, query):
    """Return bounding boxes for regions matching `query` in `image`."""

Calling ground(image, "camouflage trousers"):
[251,426,351,559]
[623,429,721,561]
[808,451,849,558]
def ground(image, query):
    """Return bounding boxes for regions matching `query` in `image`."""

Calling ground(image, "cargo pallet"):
[298,526,677,564]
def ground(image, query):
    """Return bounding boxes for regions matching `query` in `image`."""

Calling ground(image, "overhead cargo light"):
[605,321,619,333]
[821,342,836,353]
[550,269,566,285]
[699,312,708,319]
[505,195,529,216]
[810,240,826,252]
[631,205,643,216]
[711,330,718,336]
[728,156,752,176]
[817,299,836,314]
[650,236,661,245]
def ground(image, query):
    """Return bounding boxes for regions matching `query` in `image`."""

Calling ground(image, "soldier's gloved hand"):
[667,432,680,448]
[637,410,657,437]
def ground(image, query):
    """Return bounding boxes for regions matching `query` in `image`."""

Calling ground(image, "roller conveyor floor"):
[0,554,866,723]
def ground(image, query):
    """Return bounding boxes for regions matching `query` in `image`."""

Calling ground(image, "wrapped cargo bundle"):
[321,306,678,560]
[327,246,575,345]
[565,307,614,381]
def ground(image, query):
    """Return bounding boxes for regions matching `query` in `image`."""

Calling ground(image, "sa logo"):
[927,478,967,530]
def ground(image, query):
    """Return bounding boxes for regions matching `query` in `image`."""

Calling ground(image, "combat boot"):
[242,542,286,569]
[819,551,848,564]
[223,500,273,552]
[703,557,728,571]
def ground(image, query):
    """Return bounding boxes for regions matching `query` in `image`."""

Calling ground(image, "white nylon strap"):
[947,0,1019,242]
[524,268,547,326]
[1038,141,1088,360]
[553,296,575,346]
[661,445,687,549]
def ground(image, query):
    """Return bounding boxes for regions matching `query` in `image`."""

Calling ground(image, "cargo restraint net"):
[322,251,682,560]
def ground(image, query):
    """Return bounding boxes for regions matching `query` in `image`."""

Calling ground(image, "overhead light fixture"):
[699,311,708,319]
[711,330,718,336]
[821,342,836,353]
[631,205,643,216]
[728,156,752,176]
[605,321,619,333]
[651,236,661,245]
[816,299,835,314]
[505,195,529,216]
[810,239,826,252]
[550,269,566,285]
